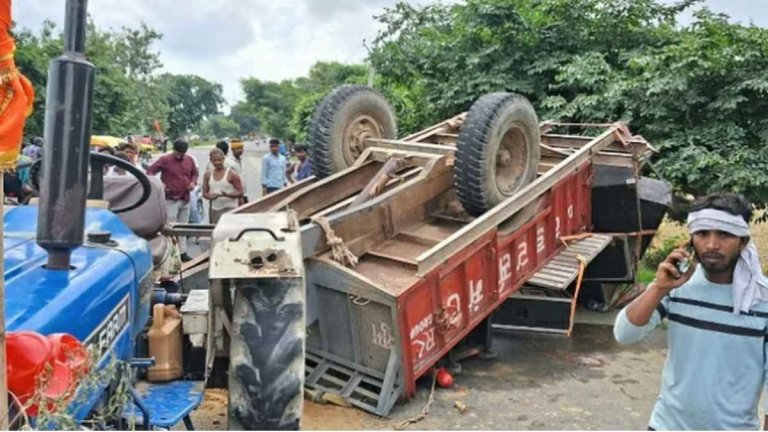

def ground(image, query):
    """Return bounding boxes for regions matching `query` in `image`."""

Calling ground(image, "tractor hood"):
[3,206,153,357]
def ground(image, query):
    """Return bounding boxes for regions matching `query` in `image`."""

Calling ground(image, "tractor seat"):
[103,174,167,247]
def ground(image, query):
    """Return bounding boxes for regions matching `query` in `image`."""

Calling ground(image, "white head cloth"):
[687,208,768,313]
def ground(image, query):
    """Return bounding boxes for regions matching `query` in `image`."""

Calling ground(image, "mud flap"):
[229,279,304,430]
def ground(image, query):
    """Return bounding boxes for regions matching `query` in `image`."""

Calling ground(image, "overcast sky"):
[12,0,768,107]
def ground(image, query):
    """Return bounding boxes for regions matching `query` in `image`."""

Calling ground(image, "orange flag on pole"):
[0,0,34,170]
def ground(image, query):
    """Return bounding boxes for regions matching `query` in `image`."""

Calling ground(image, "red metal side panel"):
[398,163,593,396]
[398,231,496,396]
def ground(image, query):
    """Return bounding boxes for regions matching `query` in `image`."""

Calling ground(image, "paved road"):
[152,140,267,256]
[186,323,667,430]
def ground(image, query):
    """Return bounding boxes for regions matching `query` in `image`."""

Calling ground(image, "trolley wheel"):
[454,92,540,221]
[309,85,397,178]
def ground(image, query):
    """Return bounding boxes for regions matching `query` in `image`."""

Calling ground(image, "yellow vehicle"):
[90,135,156,164]
[135,136,157,154]
[89,135,123,149]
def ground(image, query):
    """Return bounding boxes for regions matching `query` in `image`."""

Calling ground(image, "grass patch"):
[637,265,656,284]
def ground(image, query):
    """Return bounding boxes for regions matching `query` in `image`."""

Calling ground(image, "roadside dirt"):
[187,324,667,431]
[186,221,768,430]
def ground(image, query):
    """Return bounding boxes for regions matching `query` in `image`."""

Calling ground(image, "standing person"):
[203,148,243,224]
[23,136,42,160]
[261,138,287,196]
[105,151,132,176]
[188,156,203,225]
[288,145,312,183]
[206,140,237,173]
[117,141,145,171]
[147,139,198,262]
[614,192,768,430]
[230,139,247,202]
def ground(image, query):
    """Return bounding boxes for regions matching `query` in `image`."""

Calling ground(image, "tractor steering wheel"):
[28,152,153,214]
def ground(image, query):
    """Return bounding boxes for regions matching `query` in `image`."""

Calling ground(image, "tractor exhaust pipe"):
[36,0,95,270]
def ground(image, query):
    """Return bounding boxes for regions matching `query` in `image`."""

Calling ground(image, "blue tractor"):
[3,0,305,429]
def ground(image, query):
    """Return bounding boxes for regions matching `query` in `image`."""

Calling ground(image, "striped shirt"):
[614,267,768,430]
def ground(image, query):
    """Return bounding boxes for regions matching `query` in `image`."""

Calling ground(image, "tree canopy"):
[234,62,369,142]
[368,0,768,214]
[13,20,224,139]
[13,1,768,213]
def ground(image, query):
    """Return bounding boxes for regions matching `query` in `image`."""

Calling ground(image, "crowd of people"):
[8,135,314,263]
[3,137,42,203]
[260,138,312,195]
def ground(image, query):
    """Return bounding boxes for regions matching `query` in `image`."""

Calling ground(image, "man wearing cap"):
[614,192,768,430]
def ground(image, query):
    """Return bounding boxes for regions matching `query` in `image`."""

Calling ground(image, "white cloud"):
[13,0,405,105]
[12,0,767,108]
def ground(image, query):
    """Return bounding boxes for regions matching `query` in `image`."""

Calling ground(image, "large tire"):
[309,85,397,178]
[228,279,304,430]
[455,93,540,217]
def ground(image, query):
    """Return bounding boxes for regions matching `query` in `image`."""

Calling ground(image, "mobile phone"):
[675,241,694,275]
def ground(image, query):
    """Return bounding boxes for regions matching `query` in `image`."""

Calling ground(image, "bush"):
[642,234,686,270]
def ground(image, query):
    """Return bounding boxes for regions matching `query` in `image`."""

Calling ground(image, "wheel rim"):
[342,113,384,165]
[493,123,529,196]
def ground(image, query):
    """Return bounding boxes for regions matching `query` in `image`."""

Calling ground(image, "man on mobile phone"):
[614,192,768,430]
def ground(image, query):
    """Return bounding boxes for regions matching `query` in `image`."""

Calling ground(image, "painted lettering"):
[498,253,512,291]
[445,293,462,326]
[372,323,395,350]
[409,314,434,340]
[469,279,484,314]
[516,242,529,271]
[536,226,546,253]
[412,328,436,360]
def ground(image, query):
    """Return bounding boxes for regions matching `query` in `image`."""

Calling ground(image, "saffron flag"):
[0,0,34,170]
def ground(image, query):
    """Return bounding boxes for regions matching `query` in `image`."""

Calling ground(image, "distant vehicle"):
[89,135,123,150]
[90,135,155,158]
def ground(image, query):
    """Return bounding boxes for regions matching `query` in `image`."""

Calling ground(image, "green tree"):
[13,20,170,137]
[113,23,163,80]
[289,62,369,142]
[229,102,261,135]
[369,0,768,213]
[234,62,369,142]
[199,114,241,139]
[239,78,299,140]
[156,73,225,138]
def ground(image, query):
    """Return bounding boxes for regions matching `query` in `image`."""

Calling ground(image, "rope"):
[6,390,28,428]
[312,216,358,267]
[631,150,645,285]
[559,236,588,337]
[394,372,438,430]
